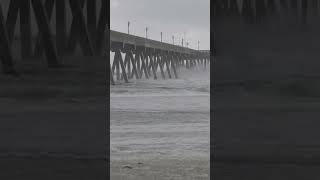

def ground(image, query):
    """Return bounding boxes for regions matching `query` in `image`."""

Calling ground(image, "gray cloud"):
[111,0,210,50]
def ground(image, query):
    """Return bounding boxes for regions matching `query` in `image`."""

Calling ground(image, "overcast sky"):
[110,0,210,50]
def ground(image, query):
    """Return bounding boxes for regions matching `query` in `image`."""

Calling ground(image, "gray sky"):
[110,0,210,50]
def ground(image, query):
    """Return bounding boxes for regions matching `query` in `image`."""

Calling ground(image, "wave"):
[111,68,210,96]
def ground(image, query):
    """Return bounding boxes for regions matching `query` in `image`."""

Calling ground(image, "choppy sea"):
[110,64,210,161]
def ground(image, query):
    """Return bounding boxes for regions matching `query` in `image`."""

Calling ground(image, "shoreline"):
[111,156,209,180]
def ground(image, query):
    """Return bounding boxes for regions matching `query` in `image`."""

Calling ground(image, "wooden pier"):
[110,30,210,84]
[0,0,108,74]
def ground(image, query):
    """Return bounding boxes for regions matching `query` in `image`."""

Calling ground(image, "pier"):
[0,0,108,74]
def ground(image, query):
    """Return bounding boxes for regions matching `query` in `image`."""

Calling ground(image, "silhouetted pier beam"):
[135,45,149,79]
[33,0,55,58]
[124,44,139,79]
[20,0,31,58]
[180,53,184,68]
[168,51,178,78]
[146,47,157,80]
[31,0,59,67]
[111,41,128,83]
[155,49,166,79]
[95,0,108,55]
[186,55,191,69]
[195,55,199,69]
[122,44,131,79]
[56,0,67,56]
[69,0,95,56]
[191,55,196,69]
[0,4,15,74]
[162,51,172,79]
[188,55,193,69]
[0,0,108,74]
[173,52,180,70]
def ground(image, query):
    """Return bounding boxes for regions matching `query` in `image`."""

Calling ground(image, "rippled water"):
[110,67,210,161]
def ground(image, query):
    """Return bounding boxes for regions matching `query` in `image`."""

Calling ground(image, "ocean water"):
[110,66,210,161]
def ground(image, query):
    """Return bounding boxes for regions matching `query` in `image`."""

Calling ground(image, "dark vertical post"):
[6,0,20,43]
[139,51,149,79]
[170,53,178,78]
[0,4,16,74]
[96,0,108,55]
[34,0,55,57]
[149,53,157,80]
[115,49,128,83]
[204,57,207,70]
[19,0,32,58]
[87,0,97,44]
[128,51,139,79]
[110,66,115,85]
[69,0,95,56]
[67,0,85,54]
[158,53,165,79]
[125,53,131,78]
[145,52,151,76]
[164,52,172,79]
[31,0,59,67]
[136,52,141,75]
[56,0,66,55]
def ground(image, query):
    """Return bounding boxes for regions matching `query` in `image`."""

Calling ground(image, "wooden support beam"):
[186,56,190,69]
[145,52,150,76]
[157,54,166,79]
[163,53,172,79]
[112,51,120,80]
[6,0,20,43]
[128,51,139,79]
[67,0,85,54]
[114,49,128,83]
[123,53,131,78]
[68,0,95,56]
[56,0,67,55]
[134,51,141,76]
[0,4,16,74]
[138,52,149,79]
[110,66,115,85]
[120,52,130,81]
[204,57,207,70]
[19,0,32,58]
[87,0,97,40]
[96,0,108,55]
[33,0,55,57]
[170,53,178,78]
[148,54,157,80]
[31,0,59,67]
